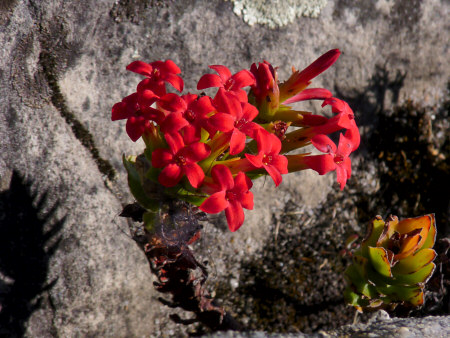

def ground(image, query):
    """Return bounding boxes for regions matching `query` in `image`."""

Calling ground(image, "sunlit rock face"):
[1,0,448,336]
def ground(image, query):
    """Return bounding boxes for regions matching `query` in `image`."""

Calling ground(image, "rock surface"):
[1,0,449,336]
[208,313,450,337]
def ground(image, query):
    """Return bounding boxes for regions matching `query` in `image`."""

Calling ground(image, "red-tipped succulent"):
[345,214,437,312]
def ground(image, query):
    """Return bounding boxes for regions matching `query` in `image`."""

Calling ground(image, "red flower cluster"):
[113,50,360,231]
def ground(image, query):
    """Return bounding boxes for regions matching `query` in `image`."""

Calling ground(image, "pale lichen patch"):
[227,0,328,28]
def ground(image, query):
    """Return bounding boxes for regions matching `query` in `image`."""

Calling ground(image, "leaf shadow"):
[0,171,65,337]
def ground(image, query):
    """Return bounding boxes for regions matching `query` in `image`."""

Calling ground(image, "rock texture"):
[1,0,449,336]
[208,313,450,337]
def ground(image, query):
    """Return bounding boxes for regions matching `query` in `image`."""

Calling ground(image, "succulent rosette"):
[344,214,437,312]
[113,50,361,232]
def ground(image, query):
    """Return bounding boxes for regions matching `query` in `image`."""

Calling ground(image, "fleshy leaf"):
[421,214,437,249]
[393,233,421,261]
[362,216,385,253]
[123,155,159,211]
[392,262,436,286]
[345,264,378,299]
[344,288,369,312]
[396,214,432,251]
[376,215,399,247]
[368,246,392,278]
[392,248,437,275]
[377,284,422,303]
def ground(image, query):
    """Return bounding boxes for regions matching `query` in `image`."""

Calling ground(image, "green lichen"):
[227,0,328,28]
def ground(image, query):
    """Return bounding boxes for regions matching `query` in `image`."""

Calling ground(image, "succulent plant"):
[344,214,437,312]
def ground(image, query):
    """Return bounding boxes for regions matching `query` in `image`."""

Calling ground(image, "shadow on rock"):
[0,171,65,337]
[335,63,406,134]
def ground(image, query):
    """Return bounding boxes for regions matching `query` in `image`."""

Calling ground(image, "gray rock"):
[1,0,448,336]
[206,314,450,337]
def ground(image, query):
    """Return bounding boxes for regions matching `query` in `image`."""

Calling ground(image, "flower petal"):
[239,191,254,210]
[164,132,184,154]
[230,69,256,89]
[138,89,159,107]
[255,129,273,154]
[111,102,130,121]
[209,65,232,82]
[183,162,205,188]
[163,73,184,92]
[181,142,211,162]
[311,134,337,154]
[335,163,349,190]
[151,148,173,168]
[158,93,186,113]
[200,191,228,214]
[337,133,353,158]
[297,49,340,83]
[241,102,259,122]
[304,154,336,175]
[160,59,181,74]
[126,116,146,142]
[160,112,189,134]
[208,113,235,132]
[233,171,253,192]
[126,60,153,77]
[245,153,263,168]
[225,200,245,232]
[264,164,283,187]
[158,163,182,187]
[229,129,247,155]
[197,73,223,90]
[213,88,242,116]
[211,164,234,191]
[345,125,360,152]
[283,88,333,105]
[271,155,288,174]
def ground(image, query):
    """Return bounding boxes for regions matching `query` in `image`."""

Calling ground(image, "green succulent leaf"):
[123,155,159,211]
[145,166,161,184]
[421,214,437,250]
[352,255,369,279]
[344,288,369,310]
[392,248,437,275]
[377,284,422,304]
[368,246,393,278]
[345,264,378,299]
[392,262,436,286]
[362,216,386,253]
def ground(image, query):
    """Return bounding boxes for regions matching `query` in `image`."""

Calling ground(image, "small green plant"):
[344,214,437,312]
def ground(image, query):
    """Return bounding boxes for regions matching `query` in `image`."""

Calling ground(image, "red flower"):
[297,97,360,146]
[200,165,253,232]
[157,93,190,134]
[151,132,210,188]
[250,61,278,100]
[179,94,216,140]
[304,133,354,190]
[209,89,262,155]
[282,88,332,105]
[245,130,288,186]
[279,49,340,102]
[197,65,255,102]
[128,59,184,97]
[111,92,160,141]
[322,97,360,150]
[249,61,280,115]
